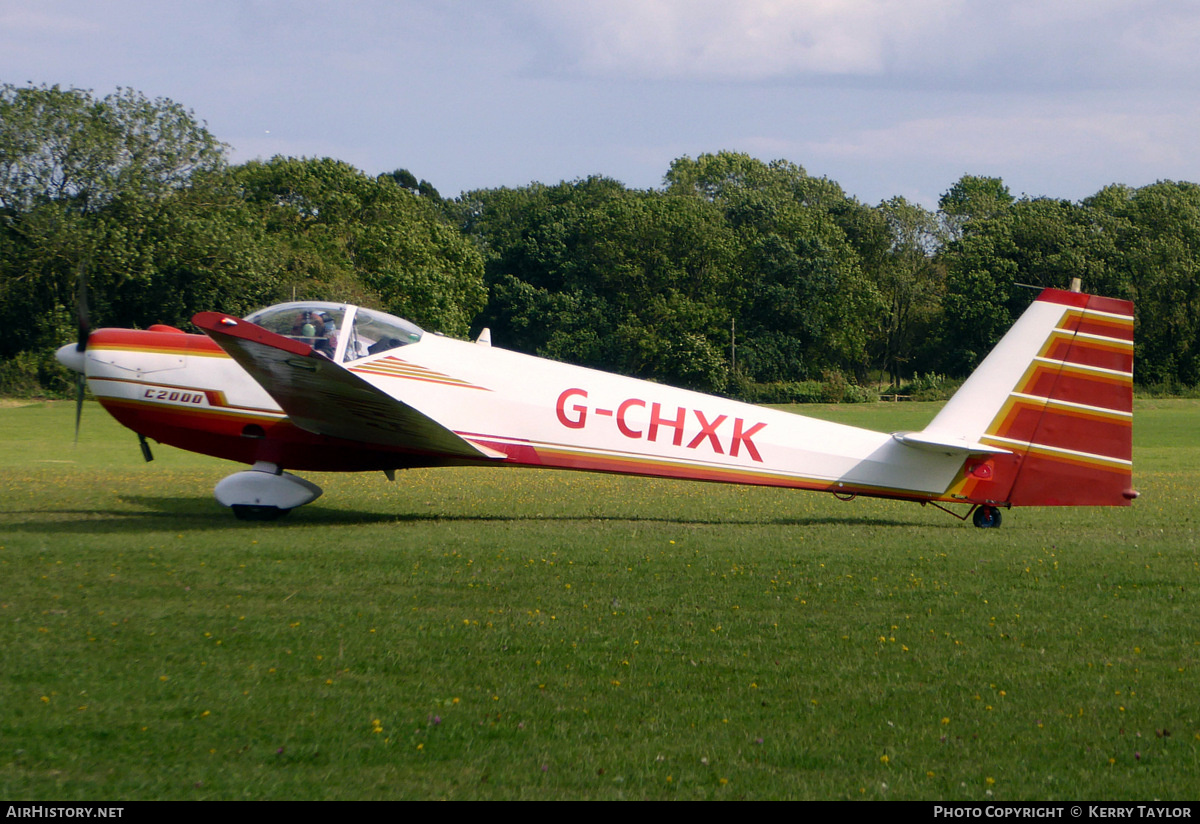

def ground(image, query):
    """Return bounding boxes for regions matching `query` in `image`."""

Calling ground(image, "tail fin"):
[924,288,1135,507]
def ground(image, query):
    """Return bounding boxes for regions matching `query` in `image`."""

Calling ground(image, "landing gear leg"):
[972,505,1002,529]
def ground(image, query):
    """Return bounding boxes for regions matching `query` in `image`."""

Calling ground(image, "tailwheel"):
[231,505,290,521]
[972,505,1003,529]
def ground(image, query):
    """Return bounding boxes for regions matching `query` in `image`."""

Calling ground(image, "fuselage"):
[60,289,1137,522]
[77,308,972,504]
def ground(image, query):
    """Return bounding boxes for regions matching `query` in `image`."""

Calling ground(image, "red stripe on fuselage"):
[99,396,467,472]
[467,437,943,504]
[88,328,227,356]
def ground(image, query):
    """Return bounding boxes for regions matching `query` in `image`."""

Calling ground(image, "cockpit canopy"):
[244,302,424,364]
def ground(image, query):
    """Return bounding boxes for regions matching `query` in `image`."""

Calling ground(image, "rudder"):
[927,289,1135,507]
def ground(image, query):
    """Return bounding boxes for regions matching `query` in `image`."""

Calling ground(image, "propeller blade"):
[74,373,85,445]
[72,262,91,443]
[75,263,91,353]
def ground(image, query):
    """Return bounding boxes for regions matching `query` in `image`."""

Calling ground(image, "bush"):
[0,348,74,398]
[1135,380,1200,399]
[902,372,962,402]
[840,382,879,403]
[729,373,877,404]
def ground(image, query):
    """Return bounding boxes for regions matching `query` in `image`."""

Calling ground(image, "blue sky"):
[4,0,1199,207]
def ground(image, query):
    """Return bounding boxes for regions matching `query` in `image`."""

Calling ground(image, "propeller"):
[73,263,90,444]
[76,262,91,352]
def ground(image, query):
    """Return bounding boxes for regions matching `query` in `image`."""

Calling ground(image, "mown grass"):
[0,400,1197,800]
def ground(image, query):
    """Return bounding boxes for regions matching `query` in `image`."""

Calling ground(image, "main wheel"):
[231,504,290,521]
[972,505,1002,529]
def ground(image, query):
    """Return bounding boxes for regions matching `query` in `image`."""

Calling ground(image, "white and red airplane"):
[56,286,1137,526]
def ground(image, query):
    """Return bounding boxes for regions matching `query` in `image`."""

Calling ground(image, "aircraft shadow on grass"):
[7,495,934,535]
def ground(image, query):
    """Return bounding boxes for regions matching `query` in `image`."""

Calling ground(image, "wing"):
[192,312,502,461]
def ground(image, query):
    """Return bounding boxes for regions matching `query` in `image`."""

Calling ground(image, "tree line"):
[3,83,1198,398]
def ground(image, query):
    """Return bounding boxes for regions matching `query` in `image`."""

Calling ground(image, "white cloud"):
[519,0,1200,91]
[5,0,1200,201]
[803,109,1197,168]
[523,0,965,80]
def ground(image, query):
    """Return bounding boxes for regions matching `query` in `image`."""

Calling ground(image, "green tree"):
[939,174,1013,240]
[231,157,484,336]
[0,84,224,214]
[936,230,1020,373]
[665,152,884,383]
[0,172,285,380]
[463,177,739,391]
[935,196,1116,373]
[380,168,442,203]
[0,84,229,391]
[1085,181,1200,386]
[873,196,946,385]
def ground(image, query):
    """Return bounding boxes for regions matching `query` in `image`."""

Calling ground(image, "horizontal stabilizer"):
[193,312,502,461]
[893,431,1011,456]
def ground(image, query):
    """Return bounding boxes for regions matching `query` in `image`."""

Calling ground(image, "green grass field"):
[1,399,1197,800]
